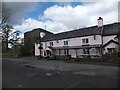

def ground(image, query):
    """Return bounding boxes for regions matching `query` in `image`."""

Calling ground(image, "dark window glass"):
[86,39,89,43]
[82,38,89,44]
[64,41,68,45]
[83,48,89,54]
[82,39,85,43]
[56,40,59,43]
[50,42,53,46]
[64,49,69,55]
[107,48,115,53]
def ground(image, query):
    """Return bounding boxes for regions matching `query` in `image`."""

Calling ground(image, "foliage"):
[2,46,21,57]
[117,45,120,58]
[102,51,119,64]
[2,44,33,57]
[24,40,35,56]
[19,45,31,56]
[2,24,12,52]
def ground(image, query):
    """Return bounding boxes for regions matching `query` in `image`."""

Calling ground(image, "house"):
[24,28,53,55]
[35,17,119,58]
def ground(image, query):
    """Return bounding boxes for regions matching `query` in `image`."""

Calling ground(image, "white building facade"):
[35,17,119,58]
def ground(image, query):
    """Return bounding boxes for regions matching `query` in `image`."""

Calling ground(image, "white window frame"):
[82,38,89,44]
[64,41,68,46]
[50,42,53,46]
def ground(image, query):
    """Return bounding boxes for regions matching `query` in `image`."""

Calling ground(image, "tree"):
[0,2,12,52]
[9,30,21,48]
[0,2,11,25]
[2,24,13,52]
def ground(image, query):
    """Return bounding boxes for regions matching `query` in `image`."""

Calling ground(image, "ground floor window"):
[83,48,90,54]
[64,49,69,55]
[107,48,115,53]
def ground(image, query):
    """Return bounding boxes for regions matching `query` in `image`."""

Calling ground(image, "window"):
[64,41,68,45]
[50,42,53,46]
[86,39,88,43]
[64,49,69,55]
[82,38,89,44]
[82,39,85,43]
[56,40,59,43]
[107,48,115,53]
[83,48,89,54]
[93,35,96,40]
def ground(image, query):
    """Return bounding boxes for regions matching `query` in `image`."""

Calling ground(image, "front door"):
[46,50,52,57]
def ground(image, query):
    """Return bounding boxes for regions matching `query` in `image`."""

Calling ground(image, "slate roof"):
[41,22,120,42]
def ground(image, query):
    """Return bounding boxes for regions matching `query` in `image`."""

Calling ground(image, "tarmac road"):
[2,58,119,88]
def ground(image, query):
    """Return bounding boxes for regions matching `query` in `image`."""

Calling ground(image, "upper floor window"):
[64,41,68,45]
[93,35,96,40]
[82,38,89,44]
[56,40,59,43]
[50,42,53,46]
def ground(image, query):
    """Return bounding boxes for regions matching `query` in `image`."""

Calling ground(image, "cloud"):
[14,18,68,34]
[43,2,118,28]
[2,2,37,25]
[14,1,118,37]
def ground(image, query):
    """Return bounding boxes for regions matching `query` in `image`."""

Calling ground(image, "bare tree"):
[0,2,13,52]
[9,30,21,48]
[0,2,11,25]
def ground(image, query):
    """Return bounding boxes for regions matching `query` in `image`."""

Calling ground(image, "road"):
[2,58,119,88]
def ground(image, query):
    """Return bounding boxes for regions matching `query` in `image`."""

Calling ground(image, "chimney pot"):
[97,17,103,27]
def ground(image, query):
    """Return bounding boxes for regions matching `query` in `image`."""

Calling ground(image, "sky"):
[2,0,119,38]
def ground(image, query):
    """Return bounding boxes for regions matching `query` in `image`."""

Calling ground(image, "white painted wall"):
[103,35,117,45]
[36,34,118,57]
[104,42,118,53]
[69,49,77,58]
[42,35,102,48]
[35,43,44,56]
[35,43,40,56]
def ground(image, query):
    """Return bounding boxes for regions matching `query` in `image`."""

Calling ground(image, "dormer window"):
[93,35,96,40]
[56,40,59,43]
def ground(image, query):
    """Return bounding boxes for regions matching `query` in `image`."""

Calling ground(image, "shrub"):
[102,51,119,64]
[19,45,31,56]
[2,47,21,58]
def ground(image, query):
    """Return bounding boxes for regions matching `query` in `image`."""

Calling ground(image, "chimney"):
[97,17,103,27]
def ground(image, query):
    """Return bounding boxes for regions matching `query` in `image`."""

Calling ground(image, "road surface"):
[2,58,119,88]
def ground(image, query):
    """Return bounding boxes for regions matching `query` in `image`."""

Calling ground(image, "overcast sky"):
[2,0,119,38]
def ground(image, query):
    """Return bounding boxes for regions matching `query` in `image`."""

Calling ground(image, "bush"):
[19,45,31,56]
[2,45,32,58]
[2,47,21,58]
[102,51,119,64]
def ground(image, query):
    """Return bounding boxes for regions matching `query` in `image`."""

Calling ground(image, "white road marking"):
[73,71,96,76]
[18,84,22,87]
[66,81,80,88]
[45,73,52,76]
[27,73,38,77]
